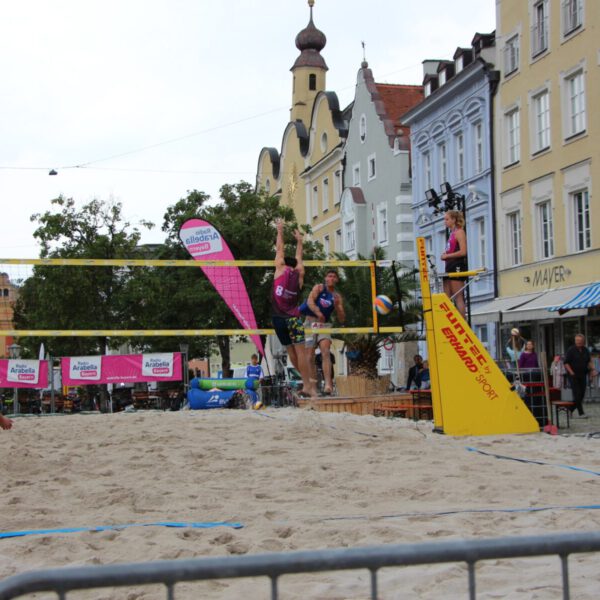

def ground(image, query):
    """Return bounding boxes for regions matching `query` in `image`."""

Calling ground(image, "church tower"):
[290,0,328,123]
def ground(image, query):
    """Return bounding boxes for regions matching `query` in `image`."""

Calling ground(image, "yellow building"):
[491,0,600,355]
[0,272,19,358]
[256,0,346,252]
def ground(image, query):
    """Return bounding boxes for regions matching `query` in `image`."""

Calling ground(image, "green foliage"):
[14,185,325,361]
[337,247,422,379]
[13,196,154,357]
[138,182,323,369]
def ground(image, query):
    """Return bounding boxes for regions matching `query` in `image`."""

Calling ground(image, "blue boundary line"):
[466,446,600,477]
[0,521,243,540]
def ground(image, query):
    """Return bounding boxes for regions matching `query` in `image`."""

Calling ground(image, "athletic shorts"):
[444,258,468,281]
[304,318,332,348]
[272,315,305,346]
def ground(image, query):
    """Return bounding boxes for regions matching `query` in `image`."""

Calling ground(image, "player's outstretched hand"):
[0,415,13,430]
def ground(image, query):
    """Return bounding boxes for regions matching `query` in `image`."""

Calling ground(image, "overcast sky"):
[0,0,495,258]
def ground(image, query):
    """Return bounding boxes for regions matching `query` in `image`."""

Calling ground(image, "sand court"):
[1,409,600,599]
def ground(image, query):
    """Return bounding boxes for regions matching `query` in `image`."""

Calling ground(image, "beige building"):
[491,0,600,355]
[0,273,19,358]
[256,1,346,252]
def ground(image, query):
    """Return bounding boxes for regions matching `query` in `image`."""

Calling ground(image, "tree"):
[13,196,153,358]
[337,248,421,379]
[124,182,323,374]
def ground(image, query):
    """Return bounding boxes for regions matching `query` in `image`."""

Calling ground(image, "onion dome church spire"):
[290,0,328,122]
[292,0,328,70]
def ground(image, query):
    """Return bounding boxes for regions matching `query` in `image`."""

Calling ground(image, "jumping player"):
[271,219,313,396]
[302,269,345,395]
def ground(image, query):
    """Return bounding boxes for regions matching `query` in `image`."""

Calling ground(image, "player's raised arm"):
[293,228,305,285]
[274,219,286,275]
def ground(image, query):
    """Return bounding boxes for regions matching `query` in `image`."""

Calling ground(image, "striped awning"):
[551,282,600,315]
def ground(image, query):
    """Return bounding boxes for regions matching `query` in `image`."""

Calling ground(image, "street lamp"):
[179,343,190,394]
[428,182,466,216]
[425,188,442,212]
[8,343,21,415]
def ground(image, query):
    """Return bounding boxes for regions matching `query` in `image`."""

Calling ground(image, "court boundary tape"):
[0,521,243,540]
[466,446,600,477]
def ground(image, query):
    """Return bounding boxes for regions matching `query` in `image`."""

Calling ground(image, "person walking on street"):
[564,333,597,418]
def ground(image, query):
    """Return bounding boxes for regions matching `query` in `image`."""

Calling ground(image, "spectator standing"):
[518,340,539,369]
[406,355,423,390]
[564,334,597,418]
[245,354,264,383]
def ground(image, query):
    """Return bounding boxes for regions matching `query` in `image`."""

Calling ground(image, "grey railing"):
[1,531,599,599]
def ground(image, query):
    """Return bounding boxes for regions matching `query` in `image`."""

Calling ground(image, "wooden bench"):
[551,401,575,429]
[374,403,433,420]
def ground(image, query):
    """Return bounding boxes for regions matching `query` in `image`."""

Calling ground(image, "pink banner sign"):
[179,218,264,355]
[62,353,182,386]
[0,360,49,388]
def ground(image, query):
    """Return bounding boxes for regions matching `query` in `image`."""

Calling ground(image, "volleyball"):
[374,295,393,315]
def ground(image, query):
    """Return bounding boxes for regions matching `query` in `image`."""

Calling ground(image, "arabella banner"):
[179,218,264,355]
[69,356,102,381]
[62,353,181,386]
[141,353,174,378]
[0,360,48,388]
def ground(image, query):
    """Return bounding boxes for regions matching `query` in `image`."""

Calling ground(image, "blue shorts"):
[272,316,305,346]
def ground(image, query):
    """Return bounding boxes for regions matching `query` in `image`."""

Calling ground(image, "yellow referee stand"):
[416,237,539,436]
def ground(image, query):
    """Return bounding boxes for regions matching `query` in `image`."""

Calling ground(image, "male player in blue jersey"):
[303,269,345,395]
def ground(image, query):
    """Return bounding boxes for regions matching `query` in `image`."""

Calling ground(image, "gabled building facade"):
[340,63,423,263]
[340,63,423,385]
[402,33,500,353]
[493,0,600,357]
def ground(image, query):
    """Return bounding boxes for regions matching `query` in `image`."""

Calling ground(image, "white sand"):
[1,408,600,599]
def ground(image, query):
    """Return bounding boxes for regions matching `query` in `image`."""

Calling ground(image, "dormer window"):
[456,55,464,73]
[423,75,438,98]
[359,114,367,142]
[439,70,447,85]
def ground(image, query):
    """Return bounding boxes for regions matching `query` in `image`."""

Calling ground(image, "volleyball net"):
[0,258,407,337]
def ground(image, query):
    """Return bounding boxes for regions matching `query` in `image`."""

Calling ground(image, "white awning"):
[470,292,545,325]
[504,284,590,322]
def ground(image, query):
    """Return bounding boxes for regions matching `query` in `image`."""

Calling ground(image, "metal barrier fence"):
[499,366,549,426]
[1,531,599,599]
[259,382,297,408]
